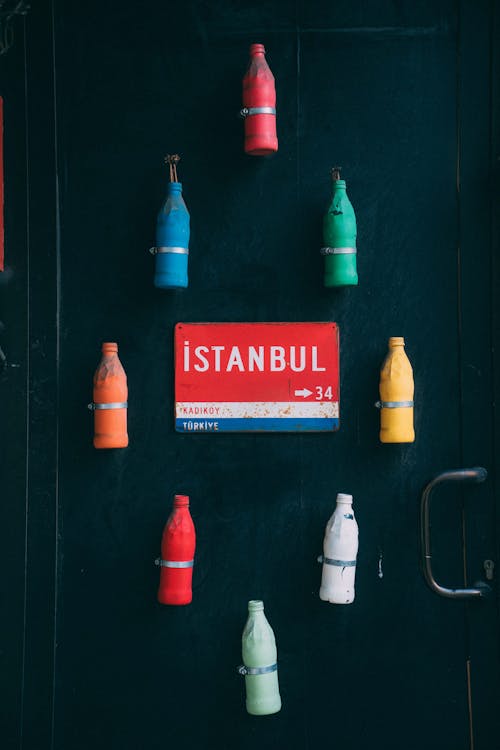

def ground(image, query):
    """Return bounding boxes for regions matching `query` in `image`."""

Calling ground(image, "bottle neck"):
[336,492,353,504]
[249,43,266,57]
[101,342,118,355]
[388,337,405,351]
[166,181,182,195]
[173,494,190,509]
[332,180,346,194]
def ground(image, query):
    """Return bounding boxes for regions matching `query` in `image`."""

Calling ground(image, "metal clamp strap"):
[149,246,189,256]
[320,247,357,256]
[237,663,278,676]
[317,555,356,567]
[375,400,414,409]
[154,558,194,569]
[88,402,128,410]
[239,106,276,118]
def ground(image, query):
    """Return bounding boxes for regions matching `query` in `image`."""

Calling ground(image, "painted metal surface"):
[174,322,339,432]
[2,3,499,750]
[0,96,3,271]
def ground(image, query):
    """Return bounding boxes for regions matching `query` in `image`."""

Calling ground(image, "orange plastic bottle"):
[90,342,128,449]
[378,337,415,443]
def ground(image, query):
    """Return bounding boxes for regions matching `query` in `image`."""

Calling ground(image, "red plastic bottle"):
[157,495,196,606]
[241,43,278,156]
[91,342,128,449]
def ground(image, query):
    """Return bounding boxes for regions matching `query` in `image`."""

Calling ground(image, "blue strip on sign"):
[175,418,339,433]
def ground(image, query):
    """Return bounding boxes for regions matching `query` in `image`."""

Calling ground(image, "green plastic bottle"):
[240,600,281,716]
[321,167,358,287]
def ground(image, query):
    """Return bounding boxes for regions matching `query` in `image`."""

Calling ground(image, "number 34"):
[316,386,333,400]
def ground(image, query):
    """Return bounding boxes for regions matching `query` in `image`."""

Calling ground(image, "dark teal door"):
[1,2,499,749]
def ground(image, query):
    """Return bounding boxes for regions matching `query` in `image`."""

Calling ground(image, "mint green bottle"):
[239,600,281,716]
[321,167,358,287]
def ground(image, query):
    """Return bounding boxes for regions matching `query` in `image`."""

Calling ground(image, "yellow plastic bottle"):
[378,337,415,443]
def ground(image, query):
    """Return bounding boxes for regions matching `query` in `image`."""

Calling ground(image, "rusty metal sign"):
[174,322,339,433]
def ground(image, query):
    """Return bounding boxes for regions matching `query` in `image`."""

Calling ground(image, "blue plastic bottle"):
[154,177,190,290]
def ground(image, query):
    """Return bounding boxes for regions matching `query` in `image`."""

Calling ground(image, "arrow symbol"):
[294,388,313,398]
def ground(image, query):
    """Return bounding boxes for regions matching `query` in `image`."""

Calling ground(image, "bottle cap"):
[101,342,118,354]
[174,494,190,507]
[389,337,405,347]
[248,600,264,612]
[336,493,353,504]
[331,168,345,188]
[250,43,265,56]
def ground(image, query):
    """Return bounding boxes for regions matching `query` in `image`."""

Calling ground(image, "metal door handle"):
[420,467,492,599]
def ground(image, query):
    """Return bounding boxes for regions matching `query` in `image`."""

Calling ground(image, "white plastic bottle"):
[319,493,359,604]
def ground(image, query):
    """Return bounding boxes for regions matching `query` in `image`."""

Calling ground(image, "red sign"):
[175,322,339,432]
